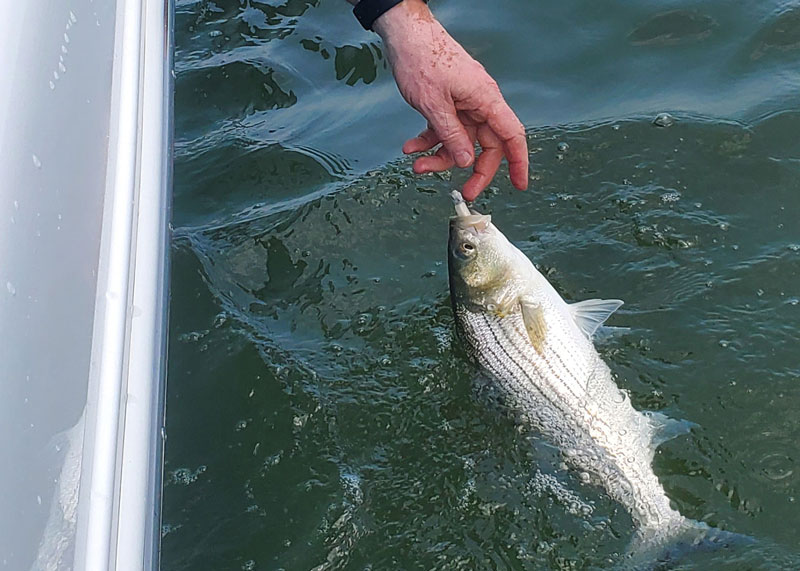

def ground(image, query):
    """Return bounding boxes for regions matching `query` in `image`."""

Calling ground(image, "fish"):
[446,191,746,567]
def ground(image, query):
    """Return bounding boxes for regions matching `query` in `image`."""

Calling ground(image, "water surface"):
[164,1,800,568]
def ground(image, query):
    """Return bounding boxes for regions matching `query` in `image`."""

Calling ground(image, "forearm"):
[344,0,528,197]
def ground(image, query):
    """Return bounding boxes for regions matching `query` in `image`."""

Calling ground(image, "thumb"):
[426,105,474,168]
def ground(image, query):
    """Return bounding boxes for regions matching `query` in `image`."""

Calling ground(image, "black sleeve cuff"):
[353,0,428,31]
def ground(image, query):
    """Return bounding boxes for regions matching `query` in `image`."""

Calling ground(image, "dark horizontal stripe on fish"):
[477,312,598,441]
[494,314,615,434]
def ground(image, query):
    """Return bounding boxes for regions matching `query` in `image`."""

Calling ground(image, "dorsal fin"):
[569,298,624,339]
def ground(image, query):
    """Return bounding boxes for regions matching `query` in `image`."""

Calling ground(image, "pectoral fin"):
[569,298,624,339]
[520,298,547,353]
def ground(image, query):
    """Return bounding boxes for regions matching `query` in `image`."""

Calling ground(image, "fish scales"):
[456,304,680,531]
[446,194,691,540]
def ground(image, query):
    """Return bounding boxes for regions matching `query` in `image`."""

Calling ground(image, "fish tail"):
[618,517,754,570]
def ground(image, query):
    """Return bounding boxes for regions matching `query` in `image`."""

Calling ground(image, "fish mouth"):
[450,191,491,232]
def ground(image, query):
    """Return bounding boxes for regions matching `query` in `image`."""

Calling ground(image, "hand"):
[374,0,528,201]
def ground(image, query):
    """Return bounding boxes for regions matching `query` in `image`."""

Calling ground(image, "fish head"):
[448,195,519,299]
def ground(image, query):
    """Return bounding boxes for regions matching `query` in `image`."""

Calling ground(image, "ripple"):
[758,452,794,482]
[752,6,800,60]
[176,61,297,136]
[166,109,800,567]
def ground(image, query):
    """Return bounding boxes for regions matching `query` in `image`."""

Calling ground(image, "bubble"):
[653,113,675,128]
[787,244,800,252]
[579,472,591,483]
[660,191,681,203]
[6,282,16,296]
[168,465,207,485]
[63,32,70,43]
[241,560,256,570]
[212,312,228,328]
[759,453,793,481]
[209,30,222,38]
[719,339,729,348]
[32,154,42,168]
[161,523,182,538]
[49,81,55,90]
[556,141,569,153]
[787,298,799,306]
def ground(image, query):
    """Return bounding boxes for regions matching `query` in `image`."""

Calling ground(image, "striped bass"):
[446,192,743,565]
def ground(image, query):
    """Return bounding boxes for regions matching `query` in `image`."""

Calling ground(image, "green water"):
[163,1,800,569]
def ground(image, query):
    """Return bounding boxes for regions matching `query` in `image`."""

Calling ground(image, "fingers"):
[425,104,474,168]
[504,137,529,191]
[413,146,455,174]
[403,127,439,154]
[403,98,529,194]
[484,99,529,190]
[462,125,503,201]
[462,148,503,201]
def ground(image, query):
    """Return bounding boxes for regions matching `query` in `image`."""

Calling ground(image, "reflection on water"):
[628,10,717,46]
[751,5,800,59]
[165,1,800,569]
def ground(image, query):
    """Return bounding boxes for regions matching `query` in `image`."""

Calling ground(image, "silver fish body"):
[447,194,690,539]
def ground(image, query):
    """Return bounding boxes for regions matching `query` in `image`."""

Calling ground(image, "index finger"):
[485,100,529,191]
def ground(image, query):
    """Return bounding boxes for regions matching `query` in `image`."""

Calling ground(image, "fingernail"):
[455,151,472,167]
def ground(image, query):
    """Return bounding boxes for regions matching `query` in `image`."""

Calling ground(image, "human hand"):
[374,0,528,200]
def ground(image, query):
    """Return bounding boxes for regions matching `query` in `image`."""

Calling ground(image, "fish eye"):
[460,242,475,256]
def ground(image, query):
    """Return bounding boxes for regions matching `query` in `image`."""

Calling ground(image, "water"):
[163,1,800,569]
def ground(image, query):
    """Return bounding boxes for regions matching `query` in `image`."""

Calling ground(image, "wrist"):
[373,0,433,40]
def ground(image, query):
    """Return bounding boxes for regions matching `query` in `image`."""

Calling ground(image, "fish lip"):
[449,214,492,233]
[449,191,492,237]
